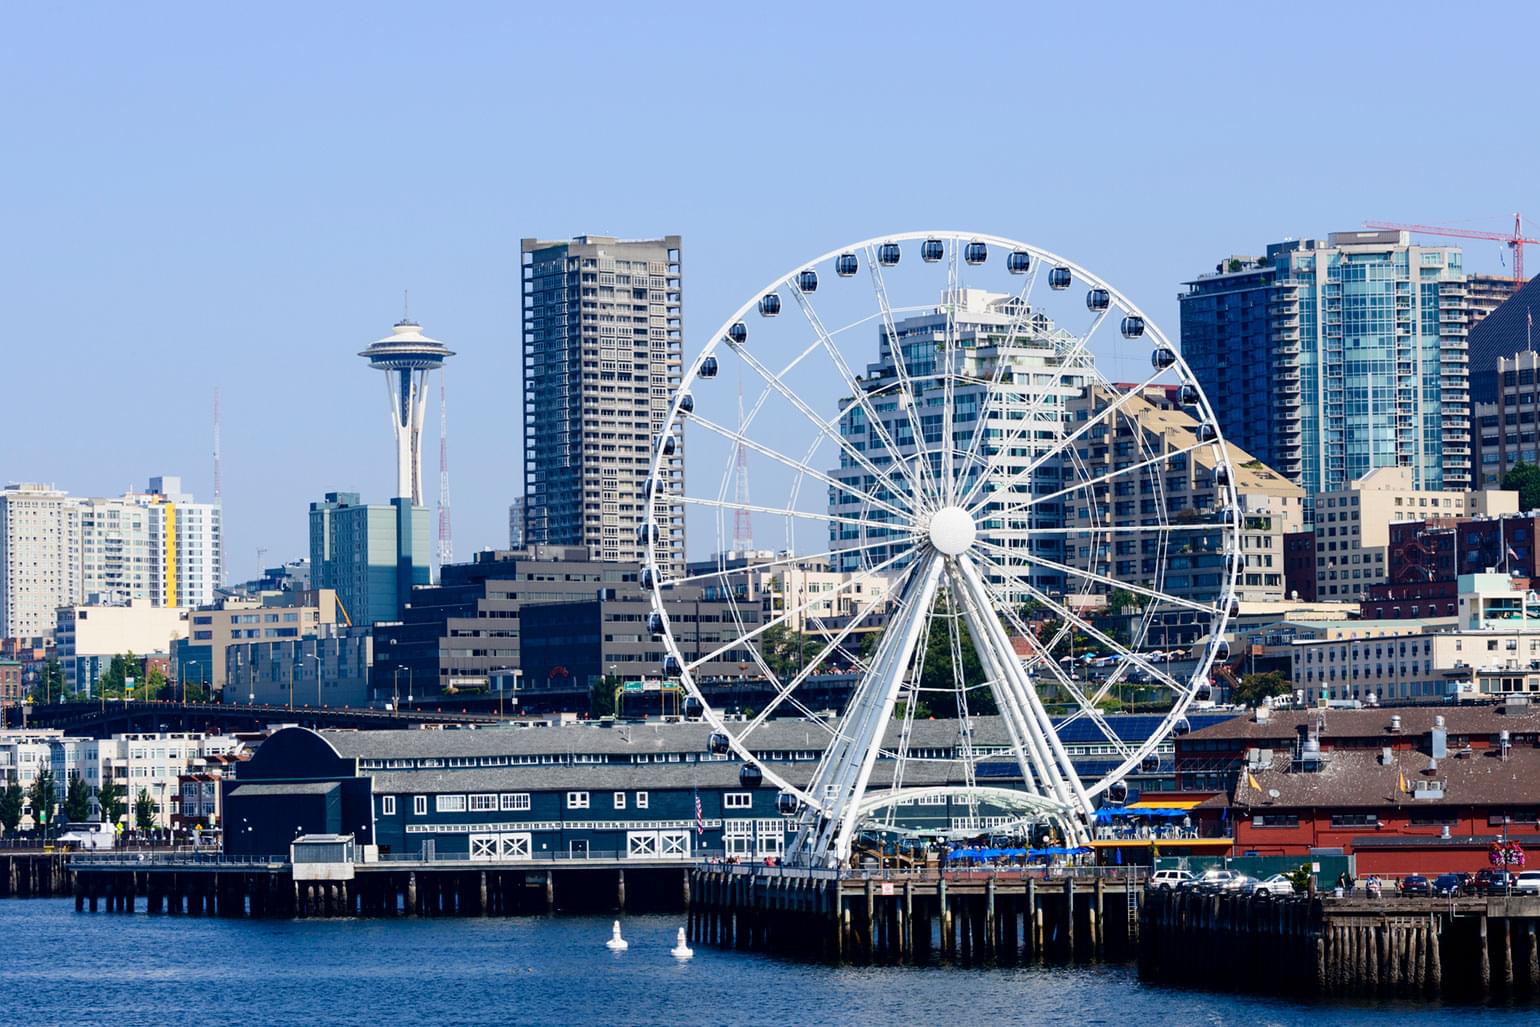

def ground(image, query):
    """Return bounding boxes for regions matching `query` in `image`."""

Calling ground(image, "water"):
[2,900,1534,1026]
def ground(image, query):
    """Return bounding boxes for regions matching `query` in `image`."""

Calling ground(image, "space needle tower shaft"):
[358,317,456,503]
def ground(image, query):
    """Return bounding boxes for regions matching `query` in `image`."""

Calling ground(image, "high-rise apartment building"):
[1181,230,1471,521]
[508,496,526,550]
[0,484,81,639]
[830,289,1088,599]
[1467,274,1540,406]
[78,476,222,609]
[1467,273,1522,333]
[309,491,429,627]
[521,236,685,574]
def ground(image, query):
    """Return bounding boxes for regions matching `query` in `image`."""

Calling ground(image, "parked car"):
[1221,873,1260,896]
[1474,869,1514,896]
[1514,871,1540,896]
[1147,869,1194,892]
[1253,873,1297,898]
[1431,872,1470,897]
[1189,868,1248,895]
[1399,874,1431,897]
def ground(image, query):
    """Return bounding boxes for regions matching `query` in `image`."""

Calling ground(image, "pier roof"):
[1235,745,1540,809]
[1184,704,1540,746]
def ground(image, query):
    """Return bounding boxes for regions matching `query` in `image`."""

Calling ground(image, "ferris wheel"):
[641,231,1241,867]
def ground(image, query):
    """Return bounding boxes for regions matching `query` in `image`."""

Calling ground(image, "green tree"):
[1504,462,1540,513]
[0,772,24,834]
[590,677,617,719]
[133,789,156,832]
[95,652,142,700]
[27,769,56,832]
[39,657,65,703]
[63,771,93,824]
[916,596,995,718]
[1232,670,1291,707]
[142,664,168,700]
[97,775,126,827]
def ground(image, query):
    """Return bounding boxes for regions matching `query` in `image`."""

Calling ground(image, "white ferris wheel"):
[641,231,1241,867]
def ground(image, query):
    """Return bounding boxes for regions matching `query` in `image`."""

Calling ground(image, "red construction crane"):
[1362,214,1538,284]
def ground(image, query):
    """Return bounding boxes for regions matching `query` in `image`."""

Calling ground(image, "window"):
[413,795,427,816]
[724,792,752,809]
[635,792,648,809]
[469,794,498,812]
[1329,813,1378,828]
[436,794,468,813]
[381,796,396,816]
[1252,814,1299,828]
[500,793,531,812]
[613,791,626,809]
[566,791,590,810]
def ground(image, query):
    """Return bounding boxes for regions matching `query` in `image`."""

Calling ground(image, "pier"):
[1140,888,1540,1001]
[65,852,692,917]
[687,865,1144,964]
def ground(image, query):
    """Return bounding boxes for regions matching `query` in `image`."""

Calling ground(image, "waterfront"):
[3,900,1539,1026]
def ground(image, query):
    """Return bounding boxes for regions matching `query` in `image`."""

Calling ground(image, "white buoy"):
[606,920,628,951]
[671,927,693,959]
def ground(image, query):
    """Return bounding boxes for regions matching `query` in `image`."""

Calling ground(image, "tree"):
[1232,670,1291,708]
[38,657,65,703]
[97,775,126,827]
[142,664,168,700]
[27,769,56,832]
[916,596,994,719]
[95,652,141,700]
[63,771,93,824]
[1504,462,1540,513]
[0,772,24,834]
[590,677,617,719]
[134,789,156,832]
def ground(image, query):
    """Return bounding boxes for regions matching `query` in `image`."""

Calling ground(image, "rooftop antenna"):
[403,288,412,323]
[437,370,453,569]
[212,386,222,505]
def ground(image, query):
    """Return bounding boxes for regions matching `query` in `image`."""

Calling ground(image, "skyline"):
[5,3,1538,581]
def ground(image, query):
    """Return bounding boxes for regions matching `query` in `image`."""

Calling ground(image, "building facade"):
[521,236,685,574]
[309,492,429,628]
[1181,231,1471,519]
[1309,466,1514,600]
[1066,384,1304,605]
[831,289,1088,599]
[1474,349,1540,488]
[225,626,373,708]
[1467,273,1539,406]
[0,484,81,639]
[178,589,341,696]
[54,601,188,694]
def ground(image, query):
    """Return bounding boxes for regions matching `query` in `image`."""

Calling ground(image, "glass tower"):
[1180,230,1468,524]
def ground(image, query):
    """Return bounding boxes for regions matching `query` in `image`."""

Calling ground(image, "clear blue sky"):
[4,2,1536,581]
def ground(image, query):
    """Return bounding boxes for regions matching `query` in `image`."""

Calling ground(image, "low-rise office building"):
[224,626,373,708]
[54,600,188,695]
[174,589,343,697]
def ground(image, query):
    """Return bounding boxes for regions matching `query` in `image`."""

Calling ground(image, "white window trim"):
[724,792,753,809]
[635,791,649,808]
[381,796,396,816]
[500,792,531,812]
[413,795,427,816]
[566,791,590,810]
[435,794,467,813]
[613,791,626,809]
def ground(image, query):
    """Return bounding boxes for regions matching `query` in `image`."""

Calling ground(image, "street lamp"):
[306,652,323,707]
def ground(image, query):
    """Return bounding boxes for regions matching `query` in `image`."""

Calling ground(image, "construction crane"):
[1362,214,1539,284]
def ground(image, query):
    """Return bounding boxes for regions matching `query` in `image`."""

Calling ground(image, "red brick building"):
[1283,531,1317,601]
[0,659,21,708]
[1178,704,1540,874]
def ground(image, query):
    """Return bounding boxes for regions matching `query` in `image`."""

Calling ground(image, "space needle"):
[359,316,455,504]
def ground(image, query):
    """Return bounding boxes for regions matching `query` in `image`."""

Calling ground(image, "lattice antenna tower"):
[731,375,753,551]
[212,386,222,504]
[437,370,453,567]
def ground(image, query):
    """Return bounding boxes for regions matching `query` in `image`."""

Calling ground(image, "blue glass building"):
[1180,231,1469,524]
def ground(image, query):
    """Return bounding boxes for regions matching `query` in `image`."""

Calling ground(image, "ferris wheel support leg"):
[788,554,945,867]
[954,555,1096,841]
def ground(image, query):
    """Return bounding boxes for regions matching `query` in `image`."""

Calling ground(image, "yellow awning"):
[1090,837,1232,848]
[1125,798,1203,811]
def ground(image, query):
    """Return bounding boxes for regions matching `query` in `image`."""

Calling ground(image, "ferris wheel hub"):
[928,505,977,556]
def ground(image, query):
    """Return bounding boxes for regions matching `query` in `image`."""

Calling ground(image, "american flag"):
[694,792,704,837]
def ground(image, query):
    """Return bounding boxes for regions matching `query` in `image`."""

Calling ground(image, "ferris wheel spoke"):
[683,541,922,672]
[688,411,911,524]
[961,367,1173,516]
[992,440,1213,521]
[675,492,917,536]
[974,549,1193,697]
[995,598,1134,759]
[787,278,927,506]
[953,260,1043,494]
[955,305,1115,511]
[972,536,1218,615]
[866,249,943,506]
[728,340,917,511]
[736,557,924,741]
[660,536,902,590]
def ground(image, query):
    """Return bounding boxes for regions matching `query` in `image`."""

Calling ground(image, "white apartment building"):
[831,289,1088,599]
[44,732,242,829]
[1313,466,1517,600]
[757,564,894,633]
[0,484,81,639]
